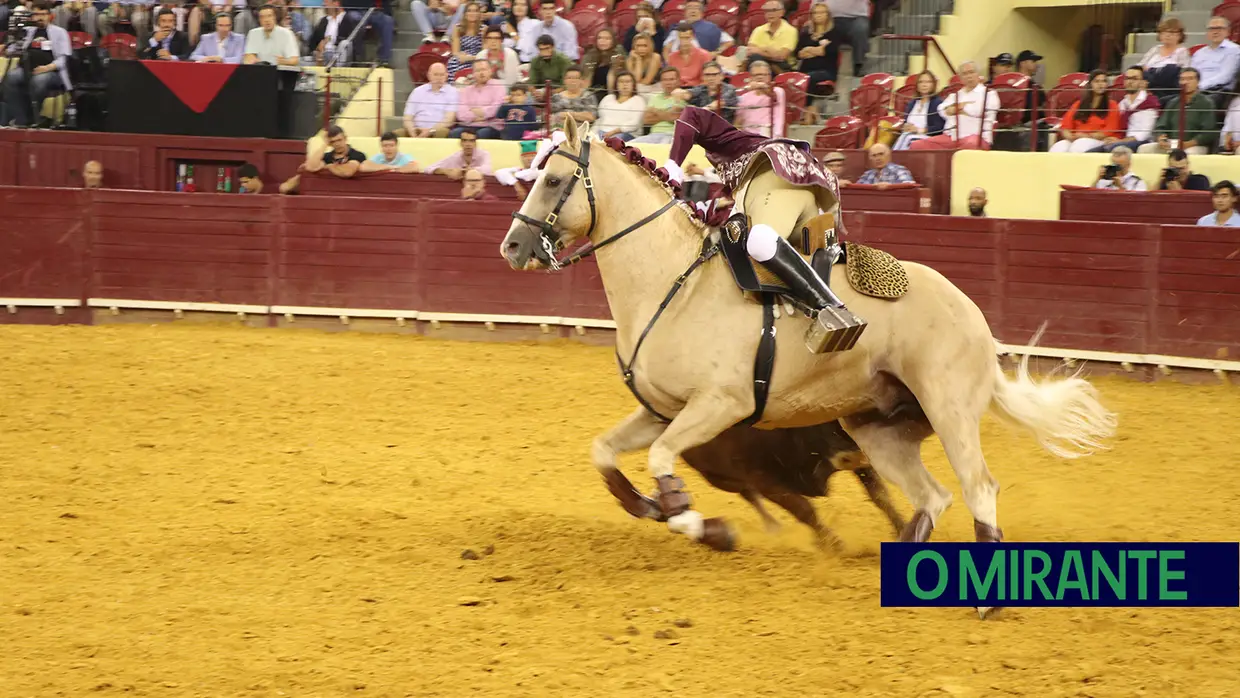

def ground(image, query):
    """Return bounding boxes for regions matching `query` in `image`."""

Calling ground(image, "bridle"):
[510,137,677,271]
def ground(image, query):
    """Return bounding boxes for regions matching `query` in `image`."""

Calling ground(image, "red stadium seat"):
[939,74,964,100]
[1057,71,1089,88]
[990,72,1032,129]
[614,0,642,12]
[1108,73,1127,103]
[1189,43,1207,55]
[69,31,95,50]
[789,6,810,29]
[567,10,610,50]
[572,0,608,11]
[100,33,137,60]
[774,71,809,124]
[860,72,895,88]
[611,9,637,39]
[408,52,445,84]
[418,41,452,58]
[729,71,750,89]
[662,9,685,27]
[849,82,892,126]
[703,1,740,35]
[1213,3,1240,43]
[814,114,865,150]
[454,65,473,82]
[1038,83,1082,131]
[737,7,767,44]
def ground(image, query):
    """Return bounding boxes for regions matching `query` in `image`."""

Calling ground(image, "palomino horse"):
[499,118,1116,613]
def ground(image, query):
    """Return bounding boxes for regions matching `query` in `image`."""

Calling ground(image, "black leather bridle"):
[510,138,677,271]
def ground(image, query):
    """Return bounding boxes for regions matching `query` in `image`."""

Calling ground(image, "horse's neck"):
[590,153,712,341]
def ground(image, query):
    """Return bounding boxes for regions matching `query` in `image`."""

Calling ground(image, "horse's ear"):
[563,114,580,149]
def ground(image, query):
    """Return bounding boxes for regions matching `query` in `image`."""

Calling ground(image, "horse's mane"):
[582,131,715,229]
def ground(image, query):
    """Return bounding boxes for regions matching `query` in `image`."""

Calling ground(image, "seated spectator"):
[403,62,458,138]
[910,60,999,151]
[595,70,646,141]
[141,9,191,60]
[238,163,264,193]
[53,1,98,39]
[746,0,797,73]
[1222,93,1240,154]
[828,0,872,78]
[270,0,311,50]
[581,28,626,91]
[795,2,843,121]
[82,160,103,189]
[0,1,72,129]
[477,26,521,87]
[191,12,246,63]
[529,34,573,89]
[1093,145,1145,191]
[508,0,542,61]
[1049,70,1121,153]
[1140,17,1189,104]
[990,52,1014,78]
[1089,66,1160,153]
[99,4,152,45]
[412,0,464,39]
[822,151,851,186]
[631,66,686,143]
[967,187,987,217]
[526,0,578,61]
[1137,68,1217,155]
[677,61,738,122]
[663,0,734,56]
[551,65,599,128]
[626,33,663,95]
[1197,180,1240,226]
[1190,15,1240,110]
[360,131,421,173]
[461,168,498,200]
[497,84,539,140]
[451,59,506,138]
[282,124,365,193]
[666,22,712,87]
[306,0,356,65]
[424,130,493,179]
[855,143,914,189]
[893,70,943,150]
[447,2,486,79]
[341,0,393,68]
[734,60,785,137]
[622,2,666,55]
[1158,148,1210,191]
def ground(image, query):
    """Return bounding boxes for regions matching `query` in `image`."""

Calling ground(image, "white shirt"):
[595,94,646,136]
[1221,96,1240,150]
[1095,172,1147,191]
[938,83,999,143]
[324,13,343,47]
[906,98,930,132]
[1118,90,1157,141]
[476,47,521,87]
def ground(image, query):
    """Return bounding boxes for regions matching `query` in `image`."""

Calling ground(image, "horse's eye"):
[547,176,562,187]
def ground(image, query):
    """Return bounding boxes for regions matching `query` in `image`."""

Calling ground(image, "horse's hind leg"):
[840,415,950,543]
[762,489,844,551]
[853,467,908,537]
[740,490,782,534]
[592,406,669,521]
[924,409,1002,543]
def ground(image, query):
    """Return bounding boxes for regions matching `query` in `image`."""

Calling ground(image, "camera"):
[1102,164,1121,179]
[6,6,34,38]
[1162,167,1181,182]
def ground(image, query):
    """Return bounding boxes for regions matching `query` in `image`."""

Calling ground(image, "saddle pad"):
[844,242,908,300]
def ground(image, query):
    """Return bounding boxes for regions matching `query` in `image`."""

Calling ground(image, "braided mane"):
[586,132,717,228]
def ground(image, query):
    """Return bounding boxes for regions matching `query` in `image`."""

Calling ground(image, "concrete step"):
[396,11,419,32]
[1172,0,1221,11]
[1132,30,1206,54]
[384,115,405,134]
[392,46,419,66]
[1164,9,1212,32]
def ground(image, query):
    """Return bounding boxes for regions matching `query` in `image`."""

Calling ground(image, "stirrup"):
[806,305,867,354]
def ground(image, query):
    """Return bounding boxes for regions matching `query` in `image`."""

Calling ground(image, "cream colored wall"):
[325,67,395,140]
[949,150,1240,219]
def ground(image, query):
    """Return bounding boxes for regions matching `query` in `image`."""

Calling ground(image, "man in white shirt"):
[1197,181,1240,226]
[909,60,999,150]
[1089,66,1161,153]
[403,61,458,137]
[1190,15,1240,109]
[244,5,302,137]
[1093,146,1147,191]
[475,26,521,87]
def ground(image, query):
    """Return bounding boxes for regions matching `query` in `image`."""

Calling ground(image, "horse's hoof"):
[700,517,736,552]
[899,510,934,543]
[977,606,1003,620]
[974,520,1004,543]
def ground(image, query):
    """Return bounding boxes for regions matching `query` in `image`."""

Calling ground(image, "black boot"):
[762,235,867,354]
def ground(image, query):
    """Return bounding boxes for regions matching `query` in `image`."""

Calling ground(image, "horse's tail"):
[987,325,1118,460]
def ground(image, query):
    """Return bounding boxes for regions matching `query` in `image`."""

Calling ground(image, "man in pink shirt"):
[449,59,507,139]
[666,22,713,87]
[425,130,494,180]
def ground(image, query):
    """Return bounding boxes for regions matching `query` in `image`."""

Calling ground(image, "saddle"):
[718,211,910,308]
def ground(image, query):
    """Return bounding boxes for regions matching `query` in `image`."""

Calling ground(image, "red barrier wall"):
[1059,188,1212,226]
[816,149,953,215]
[3,187,1238,362]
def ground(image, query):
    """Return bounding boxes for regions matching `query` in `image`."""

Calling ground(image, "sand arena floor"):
[1,323,1238,697]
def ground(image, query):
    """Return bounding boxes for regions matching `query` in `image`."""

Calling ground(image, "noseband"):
[510,138,677,270]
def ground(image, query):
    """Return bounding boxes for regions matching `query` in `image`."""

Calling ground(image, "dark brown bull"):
[679,421,908,549]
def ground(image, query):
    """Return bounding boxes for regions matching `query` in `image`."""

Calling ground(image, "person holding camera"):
[1158,148,1211,190]
[1093,145,1147,191]
[1,1,72,128]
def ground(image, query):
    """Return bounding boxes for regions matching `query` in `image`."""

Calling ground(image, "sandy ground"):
[1,322,1238,698]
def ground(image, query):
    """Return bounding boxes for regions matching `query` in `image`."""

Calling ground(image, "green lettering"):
[907,550,948,600]
[1056,550,1090,600]
[1129,550,1156,600]
[960,550,1005,601]
[1159,550,1187,601]
[1023,550,1053,600]
[1091,550,1125,600]
[1010,549,1019,600]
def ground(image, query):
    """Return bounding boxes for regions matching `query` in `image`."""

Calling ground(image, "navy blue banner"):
[880,543,1239,607]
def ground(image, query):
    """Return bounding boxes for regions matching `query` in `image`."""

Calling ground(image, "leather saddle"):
[718,211,845,309]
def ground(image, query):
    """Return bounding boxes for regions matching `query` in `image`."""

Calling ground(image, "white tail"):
[989,325,1119,459]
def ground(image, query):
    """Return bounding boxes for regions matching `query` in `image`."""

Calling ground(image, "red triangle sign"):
[142,60,239,114]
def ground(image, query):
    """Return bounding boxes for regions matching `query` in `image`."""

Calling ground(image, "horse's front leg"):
[647,395,752,551]
[592,406,670,521]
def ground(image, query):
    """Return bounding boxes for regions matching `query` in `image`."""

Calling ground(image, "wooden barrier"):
[1059,186,1212,225]
[815,149,953,215]
[2,186,1238,369]
[838,185,932,225]
[296,171,521,200]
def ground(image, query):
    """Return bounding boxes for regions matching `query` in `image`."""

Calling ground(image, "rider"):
[655,103,866,352]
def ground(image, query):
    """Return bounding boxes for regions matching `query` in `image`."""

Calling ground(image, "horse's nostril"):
[504,241,521,254]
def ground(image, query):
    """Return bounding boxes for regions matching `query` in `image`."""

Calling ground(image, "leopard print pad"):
[844,242,908,300]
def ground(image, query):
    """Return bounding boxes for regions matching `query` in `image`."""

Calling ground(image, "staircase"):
[1122,0,1218,69]
[389,0,424,134]
[864,0,956,76]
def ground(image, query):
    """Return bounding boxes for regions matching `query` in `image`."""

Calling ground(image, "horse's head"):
[501,116,599,271]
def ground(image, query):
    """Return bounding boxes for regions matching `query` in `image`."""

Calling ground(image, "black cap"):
[1017,49,1043,63]
[994,52,1014,64]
